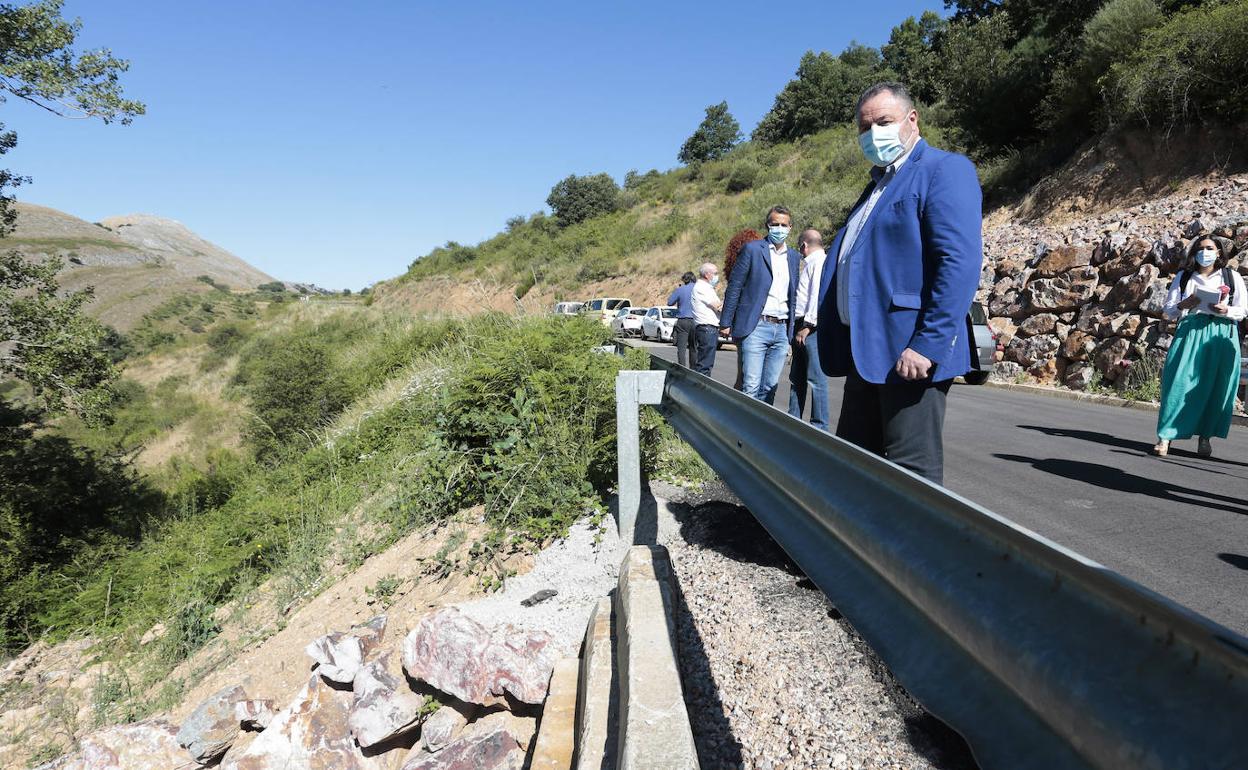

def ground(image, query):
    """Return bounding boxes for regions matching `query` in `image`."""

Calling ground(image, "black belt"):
[760,315,786,324]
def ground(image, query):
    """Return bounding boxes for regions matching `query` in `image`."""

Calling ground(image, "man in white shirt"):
[788,229,829,429]
[691,262,723,375]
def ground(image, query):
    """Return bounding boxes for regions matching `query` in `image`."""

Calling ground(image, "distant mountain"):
[4,202,277,330]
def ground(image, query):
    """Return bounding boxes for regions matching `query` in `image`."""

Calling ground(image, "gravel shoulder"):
[652,480,979,770]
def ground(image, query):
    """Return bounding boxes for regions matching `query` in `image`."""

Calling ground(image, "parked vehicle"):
[964,301,1002,386]
[552,301,583,316]
[642,306,678,342]
[581,297,631,326]
[611,306,648,337]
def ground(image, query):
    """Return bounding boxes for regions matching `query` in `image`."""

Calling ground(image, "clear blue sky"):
[6,0,943,290]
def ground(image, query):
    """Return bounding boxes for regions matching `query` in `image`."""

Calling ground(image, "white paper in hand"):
[1194,285,1226,309]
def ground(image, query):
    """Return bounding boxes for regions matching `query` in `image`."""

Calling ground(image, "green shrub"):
[724,161,759,193]
[546,173,621,227]
[1108,0,1248,127]
[240,337,352,454]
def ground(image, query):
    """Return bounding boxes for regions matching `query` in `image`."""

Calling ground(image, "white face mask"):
[1196,248,1218,267]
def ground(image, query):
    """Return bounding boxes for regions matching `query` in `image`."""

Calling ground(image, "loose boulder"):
[236,699,278,731]
[178,683,247,763]
[421,706,472,754]
[349,651,426,749]
[305,615,387,685]
[222,673,383,770]
[402,607,557,708]
[400,722,524,770]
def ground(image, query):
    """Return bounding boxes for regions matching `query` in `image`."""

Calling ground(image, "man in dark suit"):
[817,82,983,484]
[720,206,801,404]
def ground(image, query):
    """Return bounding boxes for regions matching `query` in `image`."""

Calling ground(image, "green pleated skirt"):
[1156,314,1241,441]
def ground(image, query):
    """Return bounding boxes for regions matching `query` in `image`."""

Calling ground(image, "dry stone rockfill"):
[39,720,185,770]
[982,172,1248,390]
[349,650,425,749]
[177,683,247,763]
[305,615,387,685]
[402,607,557,708]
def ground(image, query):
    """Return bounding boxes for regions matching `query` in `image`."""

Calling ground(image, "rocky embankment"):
[980,175,1248,391]
[30,608,557,770]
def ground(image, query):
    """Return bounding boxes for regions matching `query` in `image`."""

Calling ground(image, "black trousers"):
[673,317,696,367]
[835,359,952,485]
[693,324,719,375]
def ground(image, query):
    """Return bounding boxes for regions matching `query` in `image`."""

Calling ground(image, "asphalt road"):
[638,339,1248,637]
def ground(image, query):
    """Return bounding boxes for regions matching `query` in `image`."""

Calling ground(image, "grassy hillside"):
[375,123,971,314]
[3,202,277,331]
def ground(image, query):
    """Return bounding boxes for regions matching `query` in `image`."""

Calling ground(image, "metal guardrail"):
[623,344,1248,770]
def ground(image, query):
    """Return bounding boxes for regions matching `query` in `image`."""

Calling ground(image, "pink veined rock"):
[41,720,185,770]
[235,699,278,731]
[421,705,472,753]
[401,607,557,708]
[349,651,426,748]
[305,615,387,684]
[400,724,524,770]
[221,673,391,770]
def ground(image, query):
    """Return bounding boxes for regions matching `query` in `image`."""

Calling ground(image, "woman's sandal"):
[1198,437,1212,458]
[1151,440,1170,457]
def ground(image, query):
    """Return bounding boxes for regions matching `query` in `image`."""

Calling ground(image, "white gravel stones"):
[659,482,977,770]
[456,519,625,655]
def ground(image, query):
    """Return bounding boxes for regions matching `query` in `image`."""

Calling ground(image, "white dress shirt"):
[1163,269,1247,321]
[794,247,826,324]
[835,140,918,325]
[762,241,790,319]
[692,279,721,326]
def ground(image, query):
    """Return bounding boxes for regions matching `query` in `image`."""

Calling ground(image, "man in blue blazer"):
[817,82,982,484]
[720,206,802,404]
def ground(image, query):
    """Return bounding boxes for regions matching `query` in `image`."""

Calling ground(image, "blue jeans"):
[788,327,830,430]
[739,320,788,405]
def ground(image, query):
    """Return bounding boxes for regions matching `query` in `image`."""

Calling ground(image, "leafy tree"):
[882,12,947,104]
[0,1,143,420]
[257,280,286,292]
[1041,0,1164,133]
[753,45,891,144]
[935,13,1053,152]
[545,172,620,227]
[677,101,740,164]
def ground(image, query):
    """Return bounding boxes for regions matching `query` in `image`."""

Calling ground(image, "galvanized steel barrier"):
[621,343,1248,770]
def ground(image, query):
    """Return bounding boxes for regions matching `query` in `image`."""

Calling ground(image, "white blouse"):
[1161,269,1247,321]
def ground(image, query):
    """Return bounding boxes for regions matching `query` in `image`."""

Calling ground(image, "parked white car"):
[611,306,648,337]
[642,306,677,342]
[552,301,583,316]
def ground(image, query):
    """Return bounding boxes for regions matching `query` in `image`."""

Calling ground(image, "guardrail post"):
[615,370,666,544]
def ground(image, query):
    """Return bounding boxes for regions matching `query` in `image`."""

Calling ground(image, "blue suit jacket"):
[720,239,801,340]
[817,139,982,384]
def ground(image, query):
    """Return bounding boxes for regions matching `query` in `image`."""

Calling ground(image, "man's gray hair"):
[699,262,717,279]
[855,81,915,120]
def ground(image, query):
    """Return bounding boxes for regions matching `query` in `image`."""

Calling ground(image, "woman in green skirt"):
[1152,235,1245,457]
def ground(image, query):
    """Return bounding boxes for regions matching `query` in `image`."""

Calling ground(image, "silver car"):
[964,301,1000,386]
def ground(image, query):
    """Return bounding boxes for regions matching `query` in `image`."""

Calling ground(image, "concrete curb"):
[574,598,617,770]
[614,546,698,770]
[531,658,580,769]
[983,379,1248,427]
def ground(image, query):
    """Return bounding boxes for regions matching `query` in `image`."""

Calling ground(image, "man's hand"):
[895,347,932,381]
[1178,294,1202,311]
[719,327,731,337]
[1211,301,1230,315]
[794,327,811,346]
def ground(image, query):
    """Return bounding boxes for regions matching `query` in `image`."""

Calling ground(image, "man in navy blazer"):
[817,82,982,484]
[720,206,802,404]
